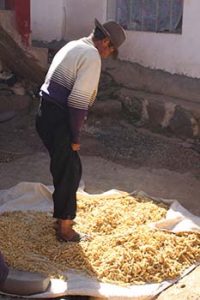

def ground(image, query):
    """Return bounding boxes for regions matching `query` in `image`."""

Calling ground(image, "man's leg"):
[50,132,82,220]
[36,101,82,241]
[50,124,82,241]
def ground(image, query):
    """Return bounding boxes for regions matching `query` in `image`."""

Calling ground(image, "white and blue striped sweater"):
[41,36,101,143]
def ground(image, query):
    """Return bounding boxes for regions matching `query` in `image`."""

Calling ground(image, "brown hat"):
[94,18,126,49]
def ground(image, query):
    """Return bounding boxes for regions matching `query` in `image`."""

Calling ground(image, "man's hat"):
[94,18,126,49]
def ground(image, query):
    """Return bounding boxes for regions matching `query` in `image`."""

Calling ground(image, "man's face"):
[98,38,115,58]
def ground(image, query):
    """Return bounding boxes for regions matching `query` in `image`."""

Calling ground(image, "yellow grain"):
[0,193,199,285]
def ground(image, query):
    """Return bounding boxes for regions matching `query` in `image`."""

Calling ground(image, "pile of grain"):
[0,193,199,285]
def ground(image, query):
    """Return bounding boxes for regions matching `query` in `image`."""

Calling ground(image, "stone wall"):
[98,59,200,139]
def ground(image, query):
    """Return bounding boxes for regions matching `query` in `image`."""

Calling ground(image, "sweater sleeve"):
[67,51,101,143]
[68,107,87,144]
[0,252,9,283]
[68,52,101,110]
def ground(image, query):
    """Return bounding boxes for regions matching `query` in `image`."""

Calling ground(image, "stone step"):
[101,59,200,139]
[117,88,200,139]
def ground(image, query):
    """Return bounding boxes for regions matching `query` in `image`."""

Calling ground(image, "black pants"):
[35,99,82,220]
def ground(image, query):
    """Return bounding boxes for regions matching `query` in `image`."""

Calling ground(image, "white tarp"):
[0,182,199,299]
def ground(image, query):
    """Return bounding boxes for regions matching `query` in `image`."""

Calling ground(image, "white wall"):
[119,0,200,78]
[31,0,200,78]
[63,0,107,40]
[31,0,64,42]
[31,0,107,42]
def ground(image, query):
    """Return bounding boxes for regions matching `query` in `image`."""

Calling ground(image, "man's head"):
[92,18,126,58]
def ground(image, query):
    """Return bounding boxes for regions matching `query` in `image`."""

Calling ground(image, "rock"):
[0,111,16,123]
[0,94,32,112]
[90,99,122,118]
[147,100,165,127]
[0,269,50,296]
[0,71,17,86]
[169,106,194,138]
[10,82,25,96]
[122,94,143,122]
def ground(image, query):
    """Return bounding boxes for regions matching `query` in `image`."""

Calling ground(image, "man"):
[36,18,126,242]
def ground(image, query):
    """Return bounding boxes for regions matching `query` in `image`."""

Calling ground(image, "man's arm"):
[67,52,101,148]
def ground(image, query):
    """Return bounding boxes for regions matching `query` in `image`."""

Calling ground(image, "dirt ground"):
[0,99,200,300]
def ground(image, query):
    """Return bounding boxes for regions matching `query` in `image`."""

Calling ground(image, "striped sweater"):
[41,36,101,143]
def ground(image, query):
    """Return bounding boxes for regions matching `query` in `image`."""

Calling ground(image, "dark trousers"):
[35,99,82,220]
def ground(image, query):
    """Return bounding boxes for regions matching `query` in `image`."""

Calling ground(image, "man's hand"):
[71,143,80,151]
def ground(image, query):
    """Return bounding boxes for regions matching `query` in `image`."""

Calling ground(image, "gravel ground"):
[84,117,200,177]
[0,100,199,177]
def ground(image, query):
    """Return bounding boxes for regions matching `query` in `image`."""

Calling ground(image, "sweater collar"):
[82,35,96,48]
